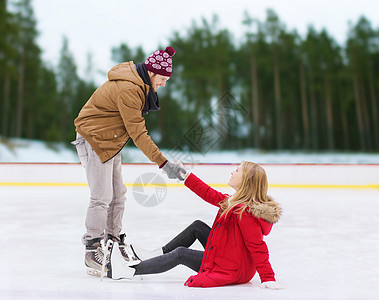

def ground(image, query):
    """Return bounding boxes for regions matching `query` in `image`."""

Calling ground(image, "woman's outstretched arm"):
[184,173,229,207]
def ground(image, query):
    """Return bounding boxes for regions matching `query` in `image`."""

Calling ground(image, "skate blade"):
[86,268,103,277]
[87,268,143,281]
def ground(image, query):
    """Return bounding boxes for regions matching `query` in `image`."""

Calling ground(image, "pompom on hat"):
[145,46,175,77]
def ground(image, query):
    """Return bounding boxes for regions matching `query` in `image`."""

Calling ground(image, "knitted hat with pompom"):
[145,46,175,77]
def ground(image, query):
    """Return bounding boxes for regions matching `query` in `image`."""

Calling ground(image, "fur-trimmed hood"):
[248,201,282,224]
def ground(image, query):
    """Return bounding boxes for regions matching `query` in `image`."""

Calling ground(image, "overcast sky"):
[32,0,378,84]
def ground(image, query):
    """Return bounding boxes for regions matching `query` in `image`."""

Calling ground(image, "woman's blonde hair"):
[220,161,273,219]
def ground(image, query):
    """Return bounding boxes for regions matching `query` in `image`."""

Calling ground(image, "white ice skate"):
[130,244,163,261]
[108,242,137,280]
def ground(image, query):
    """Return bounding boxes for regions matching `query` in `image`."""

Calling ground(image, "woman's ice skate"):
[107,242,138,280]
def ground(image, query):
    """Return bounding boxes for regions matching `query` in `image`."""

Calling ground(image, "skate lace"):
[93,246,110,265]
[100,239,113,281]
[119,244,138,262]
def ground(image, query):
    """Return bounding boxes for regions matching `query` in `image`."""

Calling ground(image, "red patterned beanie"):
[145,46,175,77]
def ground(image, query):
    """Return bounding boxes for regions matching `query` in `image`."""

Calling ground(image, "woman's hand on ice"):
[261,281,285,290]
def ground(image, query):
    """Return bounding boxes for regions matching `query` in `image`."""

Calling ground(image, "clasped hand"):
[161,160,188,181]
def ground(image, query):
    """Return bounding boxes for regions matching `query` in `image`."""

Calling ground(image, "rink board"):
[0,163,378,189]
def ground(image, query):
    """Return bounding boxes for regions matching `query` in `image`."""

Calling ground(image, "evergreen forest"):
[1,0,379,153]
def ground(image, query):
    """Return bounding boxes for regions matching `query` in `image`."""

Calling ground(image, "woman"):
[107,161,283,289]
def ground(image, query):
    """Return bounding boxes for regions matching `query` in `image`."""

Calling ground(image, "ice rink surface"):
[1,163,379,300]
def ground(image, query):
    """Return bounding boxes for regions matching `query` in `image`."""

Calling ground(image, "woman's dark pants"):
[132,220,211,275]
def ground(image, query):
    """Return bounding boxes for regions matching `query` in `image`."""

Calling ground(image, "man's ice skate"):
[119,233,140,266]
[107,234,140,266]
[107,242,137,280]
[85,237,111,277]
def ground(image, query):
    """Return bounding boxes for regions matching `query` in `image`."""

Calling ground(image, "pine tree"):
[56,36,79,142]
[346,17,379,150]
[12,0,41,138]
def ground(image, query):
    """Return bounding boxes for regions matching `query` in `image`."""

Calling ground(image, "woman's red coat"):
[184,173,276,288]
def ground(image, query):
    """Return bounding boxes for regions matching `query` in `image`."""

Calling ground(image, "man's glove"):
[261,281,285,290]
[161,160,186,181]
[173,160,190,180]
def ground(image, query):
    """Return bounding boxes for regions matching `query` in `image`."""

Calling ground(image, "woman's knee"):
[172,246,187,257]
[191,220,207,229]
[173,247,203,271]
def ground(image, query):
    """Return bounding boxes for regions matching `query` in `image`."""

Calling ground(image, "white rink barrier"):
[0,163,378,189]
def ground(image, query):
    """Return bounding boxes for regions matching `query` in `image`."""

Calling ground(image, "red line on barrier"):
[0,162,378,167]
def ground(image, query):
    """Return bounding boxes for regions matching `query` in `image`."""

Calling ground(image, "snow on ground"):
[1,163,379,300]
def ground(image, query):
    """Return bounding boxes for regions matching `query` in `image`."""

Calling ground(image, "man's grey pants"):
[73,134,127,246]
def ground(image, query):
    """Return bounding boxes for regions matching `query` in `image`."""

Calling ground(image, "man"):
[72,46,185,275]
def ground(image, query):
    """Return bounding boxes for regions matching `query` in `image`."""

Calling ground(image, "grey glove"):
[161,160,186,181]
[173,160,189,180]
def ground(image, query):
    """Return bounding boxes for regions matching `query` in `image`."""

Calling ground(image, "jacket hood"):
[249,200,282,225]
[108,61,144,87]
